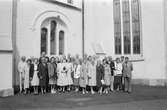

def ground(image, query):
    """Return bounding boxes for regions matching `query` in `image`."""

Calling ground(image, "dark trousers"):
[114,75,122,90]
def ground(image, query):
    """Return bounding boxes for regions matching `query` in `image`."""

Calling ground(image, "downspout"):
[82,0,85,58]
[12,0,17,91]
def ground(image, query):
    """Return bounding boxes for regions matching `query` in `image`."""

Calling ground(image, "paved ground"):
[0,85,167,110]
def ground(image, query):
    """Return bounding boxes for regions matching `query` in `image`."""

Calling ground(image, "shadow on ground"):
[0,85,167,110]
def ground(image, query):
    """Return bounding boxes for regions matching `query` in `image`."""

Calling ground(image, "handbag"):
[101,79,105,85]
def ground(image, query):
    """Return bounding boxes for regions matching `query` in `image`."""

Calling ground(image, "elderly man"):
[122,57,133,93]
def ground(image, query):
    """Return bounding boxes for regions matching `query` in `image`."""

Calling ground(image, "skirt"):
[73,78,79,86]
[31,71,39,86]
[67,71,73,85]
[114,75,122,84]
[104,74,111,86]
[79,77,86,88]
[49,77,56,85]
[57,73,68,86]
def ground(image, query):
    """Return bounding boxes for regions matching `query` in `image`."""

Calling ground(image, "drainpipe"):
[12,0,17,90]
[82,0,85,58]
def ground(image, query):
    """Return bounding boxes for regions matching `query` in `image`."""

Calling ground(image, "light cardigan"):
[114,62,123,75]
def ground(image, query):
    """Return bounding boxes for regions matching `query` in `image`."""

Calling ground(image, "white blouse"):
[114,62,123,75]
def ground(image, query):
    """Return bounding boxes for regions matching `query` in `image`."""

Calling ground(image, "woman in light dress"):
[73,60,81,92]
[103,59,111,94]
[88,57,96,94]
[31,58,39,94]
[66,58,73,91]
[80,59,88,94]
[24,59,31,94]
[18,56,27,93]
[57,58,68,92]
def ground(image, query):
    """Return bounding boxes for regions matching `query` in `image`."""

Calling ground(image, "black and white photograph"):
[0,0,167,110]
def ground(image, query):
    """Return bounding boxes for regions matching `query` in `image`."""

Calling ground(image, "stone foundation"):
[132,79,167,86]
[0,88,14,97]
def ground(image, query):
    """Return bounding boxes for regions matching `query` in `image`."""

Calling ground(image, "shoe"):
[91,91,95,94]
[106,91,108,94]
[53,90,56,94]
[82,91,85,94]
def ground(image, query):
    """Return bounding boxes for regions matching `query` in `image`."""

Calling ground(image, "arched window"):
[41,28,48,54]
[59,31,65,55]
[50,20,57,55]
[113,0,141,55]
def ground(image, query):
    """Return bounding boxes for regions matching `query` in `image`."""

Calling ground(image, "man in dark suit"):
[122,57,133,93]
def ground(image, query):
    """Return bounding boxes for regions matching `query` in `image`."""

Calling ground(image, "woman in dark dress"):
[96,60,104,94]
[38,57,48,94]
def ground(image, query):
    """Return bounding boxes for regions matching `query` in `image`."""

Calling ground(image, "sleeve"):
[131,63,133,71]
[119,64,123,72]
[87,66,91,77]
[101,65,105,79]
[18,62,22,73]
[37,64,41,78]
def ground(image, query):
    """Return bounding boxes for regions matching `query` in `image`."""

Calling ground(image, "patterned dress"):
[104,64,111,86]
[24,63,30,89]
[67,63,73,85]
[80,63,88,88]
[88,63,96,86]
[57,63,68,86]
[31,64,39,86]
[48,63,57,85]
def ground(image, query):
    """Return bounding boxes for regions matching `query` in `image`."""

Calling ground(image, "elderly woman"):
[24,59,31,94]
[80,59,88,94]
[57,58,68,92]
[66,57,73,91]
[18,56,27,93]
[103,59,111,94]
[38,57,48,94]
[48,57,57,94]
[30,58,39,95]
[88,57,96,94]
[96,60,104,94]
[73,59,81,92]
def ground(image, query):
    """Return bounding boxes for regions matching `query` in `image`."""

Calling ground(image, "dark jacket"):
[29,64,34,79]
[110,61,115,76]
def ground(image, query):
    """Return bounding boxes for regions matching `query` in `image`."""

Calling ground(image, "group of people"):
[18,52,133,95]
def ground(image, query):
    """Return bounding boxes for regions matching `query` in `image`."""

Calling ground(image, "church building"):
[0,0,167,96]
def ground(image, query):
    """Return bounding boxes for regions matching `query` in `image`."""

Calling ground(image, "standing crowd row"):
[18,53,133,95]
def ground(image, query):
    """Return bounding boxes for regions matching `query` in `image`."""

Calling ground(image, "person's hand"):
[30,78,32,81]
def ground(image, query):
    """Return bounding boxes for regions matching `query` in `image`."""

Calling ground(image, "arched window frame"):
[59,30,65,55]
[40,27,48,54]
